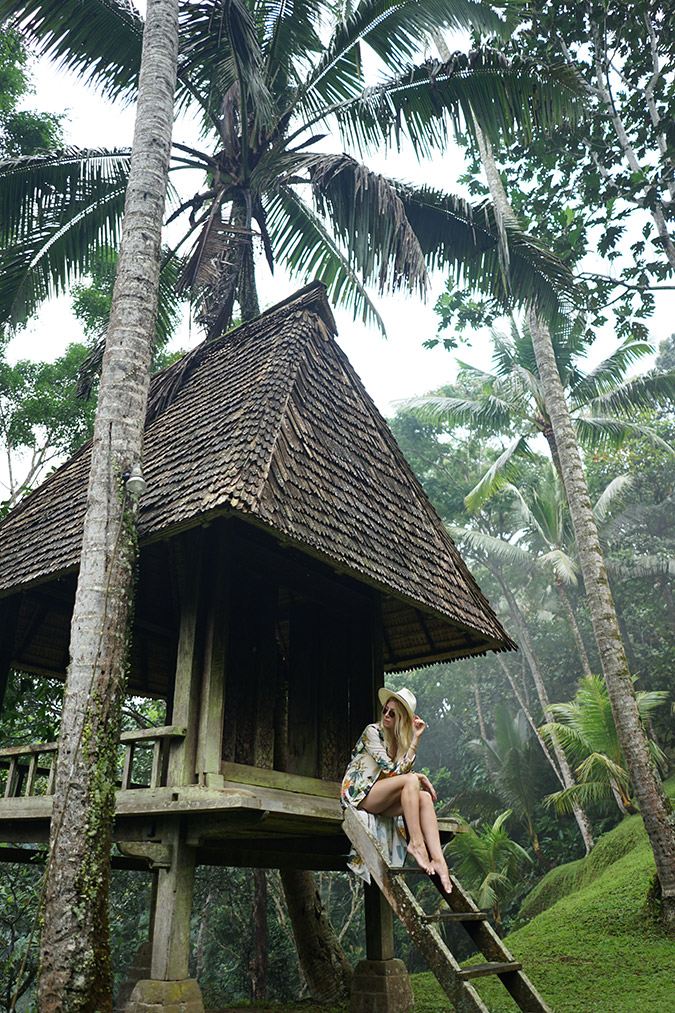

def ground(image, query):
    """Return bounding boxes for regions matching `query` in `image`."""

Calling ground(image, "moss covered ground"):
[213,780,675,1012]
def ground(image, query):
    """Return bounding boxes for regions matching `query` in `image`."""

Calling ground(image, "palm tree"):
[464,127,675,929]
[540,675,668,817]
[509,464,634,679]
[448,810,532,934]
[0,0,580,340]
[34,2,180,1010]
[405,316,675,513]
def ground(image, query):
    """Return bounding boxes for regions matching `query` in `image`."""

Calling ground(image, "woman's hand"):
[412,715,426,742]
[417,772,437,801]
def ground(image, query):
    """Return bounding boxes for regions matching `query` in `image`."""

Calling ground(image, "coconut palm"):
[448,810,532,933]
[0,0,580,340]
[405,316,675,513]
[540,675,668,817]
[34,1,180,1008]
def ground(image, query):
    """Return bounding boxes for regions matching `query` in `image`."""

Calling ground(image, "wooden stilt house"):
[0,283,522,1012]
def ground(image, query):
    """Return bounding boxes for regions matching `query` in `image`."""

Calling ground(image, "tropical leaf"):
[446,524,535,571]
[332,49,584,159]
[463,435,535,513]
[573,416,675,457]
[0,0,143,103]
[399,392,515,432]
[0,149,130,326]
[593,474,633,526]
[309,153,428,296]
[264,186,386,333]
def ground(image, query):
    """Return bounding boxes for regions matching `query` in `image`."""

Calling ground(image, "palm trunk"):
[490,563,595,854]
[38,3,179,1009]
[528,307,675,926]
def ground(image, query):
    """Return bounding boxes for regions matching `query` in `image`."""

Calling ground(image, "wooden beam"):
[196,526,229,779]
[150,819,196,980]
[0,596,20,713]
[288,600,320,777]
[166,530,204,788]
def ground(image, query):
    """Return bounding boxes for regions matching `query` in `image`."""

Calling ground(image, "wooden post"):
[364,881,394,961]
[196,527,229,784]
[166,531,204,787]
[0,596,19,714]
[142,530,205,1001]
[150,820,197,981]
[288,601,320,777]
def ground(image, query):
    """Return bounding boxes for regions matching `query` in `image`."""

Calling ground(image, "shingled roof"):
[0,283,513,669]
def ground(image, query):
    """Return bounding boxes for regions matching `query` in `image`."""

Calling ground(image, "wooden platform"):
[0,759,464,871]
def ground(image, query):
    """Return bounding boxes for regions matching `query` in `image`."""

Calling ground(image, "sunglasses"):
[382,706,397,718]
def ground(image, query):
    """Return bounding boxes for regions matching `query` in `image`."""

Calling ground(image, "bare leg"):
[419,792,452,894]
[359,774,433,874]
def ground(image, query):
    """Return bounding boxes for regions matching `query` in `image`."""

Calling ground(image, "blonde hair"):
[381,697,413,761]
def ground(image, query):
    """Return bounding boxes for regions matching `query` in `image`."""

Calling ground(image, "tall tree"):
[467,116,675,927]
[37,2,180,1010]
[0,0,579,339]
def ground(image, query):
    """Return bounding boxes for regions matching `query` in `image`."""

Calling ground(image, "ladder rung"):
[421,911,488,922]
[459,961,522,980]
[389,866,433,875]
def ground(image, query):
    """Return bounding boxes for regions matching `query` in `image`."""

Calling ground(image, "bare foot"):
[407,840,434,875]
[432,859,453,895]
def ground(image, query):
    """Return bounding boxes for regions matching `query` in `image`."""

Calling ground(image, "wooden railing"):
[0,726,186,799]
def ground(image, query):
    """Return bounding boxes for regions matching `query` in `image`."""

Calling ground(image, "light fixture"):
[125,463,148,498]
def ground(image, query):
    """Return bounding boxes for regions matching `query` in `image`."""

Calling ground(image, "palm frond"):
[593,474,633,526]
[538,548,578,585]
[446,524,535,571]
[301,0,506,121]
[0,149,130,327]
[589,372,675,417]
[398,392,515,432]
[393,186,575,326]
[463,435,536,513]
[0,0,143,103]
[308,153,428,296]
[264,186,386,333]
[570,339,656,405]
[573,416,675,457]
[332,49,584,159]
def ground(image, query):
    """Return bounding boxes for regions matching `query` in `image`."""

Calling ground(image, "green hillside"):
[412,796,675,1013]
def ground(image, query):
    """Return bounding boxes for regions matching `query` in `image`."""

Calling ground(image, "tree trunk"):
[528,307,675,928]
[556,578,593,678]
[250,869,268,1001]
[496,654,565,789]
[280,869,354,1001]
[37,3,179,1009]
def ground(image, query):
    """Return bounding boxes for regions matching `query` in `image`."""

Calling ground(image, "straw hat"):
[378,686,417,724]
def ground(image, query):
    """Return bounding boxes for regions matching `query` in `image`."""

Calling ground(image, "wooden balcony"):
[0,733,464,871]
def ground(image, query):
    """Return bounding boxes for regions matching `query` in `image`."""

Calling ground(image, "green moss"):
[410,783,675,1013]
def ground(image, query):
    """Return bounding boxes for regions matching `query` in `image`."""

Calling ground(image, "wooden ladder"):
[343,807,552,1013]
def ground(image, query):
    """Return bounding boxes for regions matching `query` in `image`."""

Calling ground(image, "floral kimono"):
[341,723,416,809]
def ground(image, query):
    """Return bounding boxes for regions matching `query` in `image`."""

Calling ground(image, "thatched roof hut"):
[0,283,512,699]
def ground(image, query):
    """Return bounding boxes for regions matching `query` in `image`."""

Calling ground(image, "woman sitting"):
[341,686,452,895]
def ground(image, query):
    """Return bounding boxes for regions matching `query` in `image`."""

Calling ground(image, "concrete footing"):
[350,958,414,1013]
[124,978,204,1013]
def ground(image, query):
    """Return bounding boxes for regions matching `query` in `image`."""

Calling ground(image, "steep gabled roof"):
[0,283,513,667]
